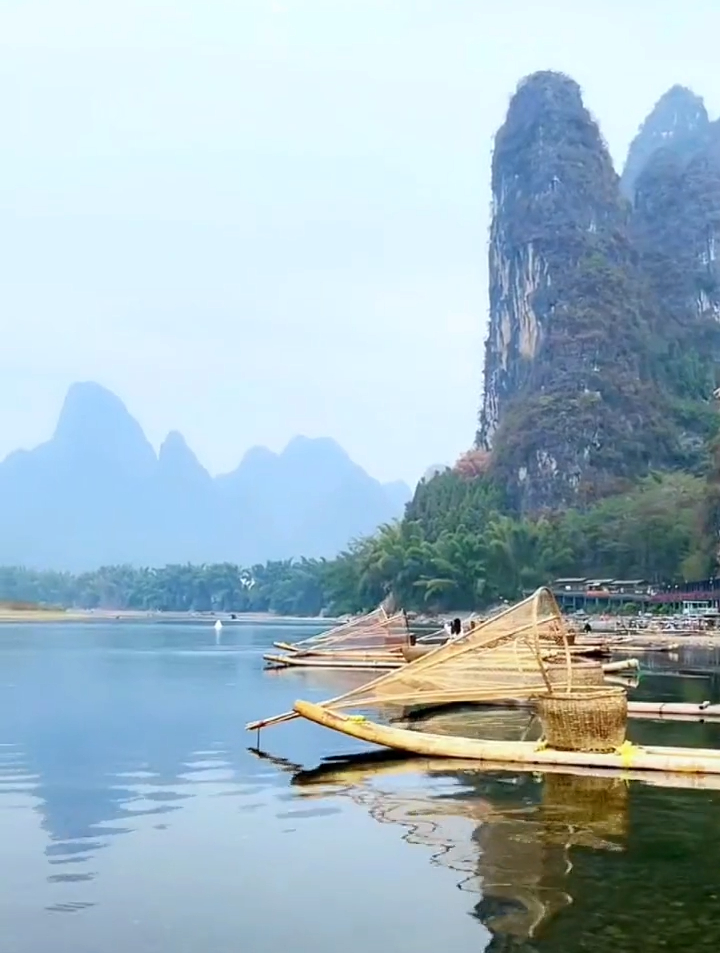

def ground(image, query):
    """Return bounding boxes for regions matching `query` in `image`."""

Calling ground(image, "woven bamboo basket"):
[530,602,628,753]
[536,686,627,752]
[545,661,603,688]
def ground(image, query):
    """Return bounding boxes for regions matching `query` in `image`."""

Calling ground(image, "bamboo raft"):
[250,587,720,775]
[293,700,720,774]
[402,641,614,664]
[252,743,720,793]
[265,640,628,671]
[249,589,643,731]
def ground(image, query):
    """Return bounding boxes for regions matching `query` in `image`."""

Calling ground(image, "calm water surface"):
[1,622,720,953]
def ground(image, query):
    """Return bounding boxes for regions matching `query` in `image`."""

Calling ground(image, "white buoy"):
[214,619,223,633]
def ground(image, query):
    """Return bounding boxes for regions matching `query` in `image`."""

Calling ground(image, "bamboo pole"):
[629,700,720,718]
[602,659,640,673]
[293,700,720,774]
[263,655,402,670]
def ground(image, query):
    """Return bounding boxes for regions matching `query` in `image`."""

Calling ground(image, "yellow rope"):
[615,739,641,767]
[534,738,641,767]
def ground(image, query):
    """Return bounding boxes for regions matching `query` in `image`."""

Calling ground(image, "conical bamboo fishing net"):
[315,587,570,709]
[248,587,576,730]
[274,607,410,655]
[281,606,387,649]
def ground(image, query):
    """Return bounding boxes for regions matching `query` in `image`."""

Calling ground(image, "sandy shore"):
[0,608,337,625]
[0,609,88,623]
[2,608,718,647]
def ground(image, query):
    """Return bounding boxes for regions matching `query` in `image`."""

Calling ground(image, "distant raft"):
[265,605,412,668]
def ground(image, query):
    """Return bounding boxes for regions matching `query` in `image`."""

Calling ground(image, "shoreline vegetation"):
[1,467,717,623]
[1,465,719,645]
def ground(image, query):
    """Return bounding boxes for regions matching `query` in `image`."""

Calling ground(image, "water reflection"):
[0,620,313,920]
[3,624,720,952]
[276,744,720,952]
[276,749,625,947]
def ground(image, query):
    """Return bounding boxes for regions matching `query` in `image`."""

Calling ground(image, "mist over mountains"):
[0,382,410,571]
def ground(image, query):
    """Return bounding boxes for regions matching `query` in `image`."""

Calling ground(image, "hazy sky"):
[2,0,719,484]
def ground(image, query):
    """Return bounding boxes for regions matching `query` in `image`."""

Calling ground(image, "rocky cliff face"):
[632,138,720,352]
[627,87,720,329]
[628,100,720,459]
[477,72,673,511]
[621,85,710,199]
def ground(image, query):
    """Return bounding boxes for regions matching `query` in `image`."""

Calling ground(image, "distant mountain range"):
[0,382,411,571]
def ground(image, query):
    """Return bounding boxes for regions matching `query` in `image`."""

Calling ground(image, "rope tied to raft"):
[534,737,642,767]
[615,739,641,767]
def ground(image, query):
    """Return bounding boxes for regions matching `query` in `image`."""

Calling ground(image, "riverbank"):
[0,608,338,625]
[4,606,719,647]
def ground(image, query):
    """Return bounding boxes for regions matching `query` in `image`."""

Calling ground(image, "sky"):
[2,0,720,485]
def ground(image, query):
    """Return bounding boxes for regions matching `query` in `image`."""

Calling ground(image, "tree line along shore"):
[0,465,717,621]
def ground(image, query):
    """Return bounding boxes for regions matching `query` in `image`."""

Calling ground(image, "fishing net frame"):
[248,587,583,731]
[274,607,411,656]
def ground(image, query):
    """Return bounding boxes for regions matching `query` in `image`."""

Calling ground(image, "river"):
[1,621,719,952]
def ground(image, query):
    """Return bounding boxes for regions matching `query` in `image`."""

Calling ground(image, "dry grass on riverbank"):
[0,605,335,625]
[0,600,90,623]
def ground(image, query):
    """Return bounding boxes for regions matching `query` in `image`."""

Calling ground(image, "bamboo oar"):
[247,682,356,731]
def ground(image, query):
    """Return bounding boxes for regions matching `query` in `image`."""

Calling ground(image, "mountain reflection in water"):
[3,622,720,953]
